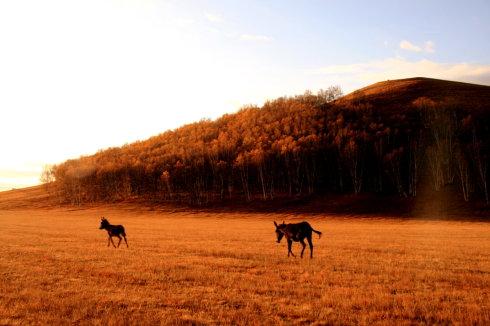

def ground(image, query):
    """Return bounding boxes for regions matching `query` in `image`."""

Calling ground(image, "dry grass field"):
[0,207,489,325]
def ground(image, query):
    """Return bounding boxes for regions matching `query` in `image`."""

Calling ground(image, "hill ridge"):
[337,77,490,110]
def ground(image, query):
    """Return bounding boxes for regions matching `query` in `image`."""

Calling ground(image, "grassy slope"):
[337,77,490,110]
[0,209,489,324]
[0,186,52,210]
[2,184,489,219]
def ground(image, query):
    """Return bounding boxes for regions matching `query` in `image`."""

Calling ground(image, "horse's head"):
[99,217,109,230]
[274,221,286,243]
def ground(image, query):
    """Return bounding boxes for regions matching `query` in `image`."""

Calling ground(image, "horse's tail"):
[312,229,322,238]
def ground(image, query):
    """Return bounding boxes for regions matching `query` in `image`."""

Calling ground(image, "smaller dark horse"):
[99,217,128,248]
[274,221,322,258]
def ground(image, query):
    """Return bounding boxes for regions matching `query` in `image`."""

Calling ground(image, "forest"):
[43,78,490,206]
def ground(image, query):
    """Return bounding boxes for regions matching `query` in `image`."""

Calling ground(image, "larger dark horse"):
[99,217,128,248]
[274,221,322,258]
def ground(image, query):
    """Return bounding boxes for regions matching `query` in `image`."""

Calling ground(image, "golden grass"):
[338,77,490,110]
[0,208,489,325]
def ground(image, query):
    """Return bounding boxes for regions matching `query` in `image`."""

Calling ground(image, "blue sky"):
[0,0,489,190]
[177,0,490,64]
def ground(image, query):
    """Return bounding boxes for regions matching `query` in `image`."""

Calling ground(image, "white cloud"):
[400,40,422,52]
[311,58,490,92]
[424,41,435,53]
[240,34,273,42]
[204,12,223,23]
[399,40,435,53]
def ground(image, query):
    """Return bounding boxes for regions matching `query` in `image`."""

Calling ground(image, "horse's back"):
[298,221,313,231]
[114,224,126,236]
[286,221,313,240]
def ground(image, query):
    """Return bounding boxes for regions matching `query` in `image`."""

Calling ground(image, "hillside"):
[36,77,490,211]
[0,186,53,210]
[337,77,490,111]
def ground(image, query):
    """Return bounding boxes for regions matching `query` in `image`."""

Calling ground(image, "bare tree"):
[415,98,456,191]
[455,145,471,202]
[160,171,173,199]
[472,129,489,204]
[344,139,364,194]
[318,86,343,103]
[40,164,55,184]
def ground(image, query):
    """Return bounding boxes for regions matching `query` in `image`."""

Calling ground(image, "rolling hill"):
[4,77,490,216]
[337,77,490,111]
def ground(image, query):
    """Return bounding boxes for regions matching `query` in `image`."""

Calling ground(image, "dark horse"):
[99,217,128,248]
[274,221,322,258]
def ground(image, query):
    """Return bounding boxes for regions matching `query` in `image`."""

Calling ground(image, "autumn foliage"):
[47,78,490,205]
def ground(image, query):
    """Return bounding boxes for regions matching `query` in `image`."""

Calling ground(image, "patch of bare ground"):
[0,208,489,324]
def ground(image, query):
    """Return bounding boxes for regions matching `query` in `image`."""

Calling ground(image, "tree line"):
[43,86,490,206]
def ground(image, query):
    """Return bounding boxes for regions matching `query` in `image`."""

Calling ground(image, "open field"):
[0,208,489,325]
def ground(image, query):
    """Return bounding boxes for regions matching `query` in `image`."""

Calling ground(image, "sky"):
[1,0,490,191]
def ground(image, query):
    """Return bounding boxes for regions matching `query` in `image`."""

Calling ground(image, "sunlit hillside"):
[339,77,490,110]
[43,78,490,210]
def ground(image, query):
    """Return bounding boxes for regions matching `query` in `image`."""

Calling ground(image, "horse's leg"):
[110,236,117,248]
[123,235,128,248]
[300,239,306,258]
[116,235,122,248]
[307,236,314,258]
[287,239,295,257]
[107,236,111,247]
